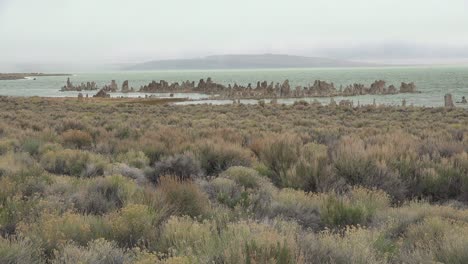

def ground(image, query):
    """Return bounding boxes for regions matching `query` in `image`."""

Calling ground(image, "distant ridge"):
[125,54,374,70]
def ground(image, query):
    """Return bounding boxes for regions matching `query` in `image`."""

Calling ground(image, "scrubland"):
[0,96,467,263]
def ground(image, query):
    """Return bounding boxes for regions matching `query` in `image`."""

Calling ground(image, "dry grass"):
[0,96,467,263]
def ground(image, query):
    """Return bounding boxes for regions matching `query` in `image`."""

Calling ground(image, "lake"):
[1,66,467,107]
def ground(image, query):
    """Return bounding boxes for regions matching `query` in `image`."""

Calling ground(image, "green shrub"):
[0,236,44,264]
[62,129,93,149]
[220,166,264,189]
[159,216,220,262]
[258,134,301,186]
[22,138,43,156]
[147,153,201,184]
[158,176,210,218]
[73,175,137,215]
[220,220,301,264]
[40,149,107,177]
[18,212,108,254]
[320,188,390,228]
[196,140,253,175]
[0,139,17,155]
[116,150,149,169]
[300,226,385,263]
[397,217,468,264]
[284,142,330,192]
[271,188,321,229]
[106,204,160,247]
[51,239,132,264]
[0,196,39,235]
[207,167,275,216]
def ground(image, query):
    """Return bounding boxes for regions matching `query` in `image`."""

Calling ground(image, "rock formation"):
[339,100,353,107]
[66,77,419,99]
[444,94,454,108]
[400,82,417,93]
[111,80,118,91]
[121,80,131,93]
[61,78,98,91]
[93,88,110,98]
[280,80,291,97]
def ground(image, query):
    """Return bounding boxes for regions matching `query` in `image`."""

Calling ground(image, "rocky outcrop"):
[280,80,291,97]
[72,77,420,99]
[111,80,118,91]
[121,80,131,93]
[61,78,98,91]
[400,82,417,93]
[93,88,110,98]
[139,78,223,93]
[369,80,387,94]
[444,94,454,108]
[307,80,336,96]
[101,80,118,93]
[339,100,353,107]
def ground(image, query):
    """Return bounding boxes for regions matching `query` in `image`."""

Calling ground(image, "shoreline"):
[0,73,71,81]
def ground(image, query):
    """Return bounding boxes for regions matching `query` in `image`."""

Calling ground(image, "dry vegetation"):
[0,96,467,263]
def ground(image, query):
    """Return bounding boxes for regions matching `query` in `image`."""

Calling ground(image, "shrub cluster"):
[0,97,466,263]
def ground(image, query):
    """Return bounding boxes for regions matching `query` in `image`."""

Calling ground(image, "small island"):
[0,73,71,81]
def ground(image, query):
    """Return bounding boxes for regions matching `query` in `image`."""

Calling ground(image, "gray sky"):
[1,0,468,70]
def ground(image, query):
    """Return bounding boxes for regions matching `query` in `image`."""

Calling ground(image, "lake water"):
[1,66,467,107]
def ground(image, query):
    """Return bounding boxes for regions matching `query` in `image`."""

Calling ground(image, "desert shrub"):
[333,137,375,185]
[160,216,301,263]
[258,134,301,186]
[159,216,220,262]
[0,195,43,235]
[0,152,37,177]
[0,236,44,264]
[397,217,468,264]
[40,149,107,177]
[22,138,43,156]
[0,139,18,155]
[18,212,108,254]
[205,167,275,216]
[158,176,210,218]
[220,219,301,264]
[106,204,160,247]
[147,153,201,184]
[0,163,49,229]
[51,239,132,264]
[220,166,265,189]
[196,140,253,175]
[142,142,169,166]
[62,129,93,149]
[206,177,246,209]
[73,175,137,215]
[320,188,390,228]
[59,119,87,133]
[112,163,146,184]
[284,142,331,192]
[115,126,132,140]
[0,163,49,203]
[333,137,408,200]
[271,188,321,229]
[116,150,149,169]
[300,226,385,264]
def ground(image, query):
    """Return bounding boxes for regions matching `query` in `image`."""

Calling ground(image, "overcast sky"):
[1,0,468,70]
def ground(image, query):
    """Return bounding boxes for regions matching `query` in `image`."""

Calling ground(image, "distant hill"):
[124,54,374,70]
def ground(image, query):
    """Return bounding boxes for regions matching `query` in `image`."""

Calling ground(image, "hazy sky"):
[1,0,468,70]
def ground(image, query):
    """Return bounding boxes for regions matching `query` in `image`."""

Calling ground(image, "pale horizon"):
[1,0,468,71]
